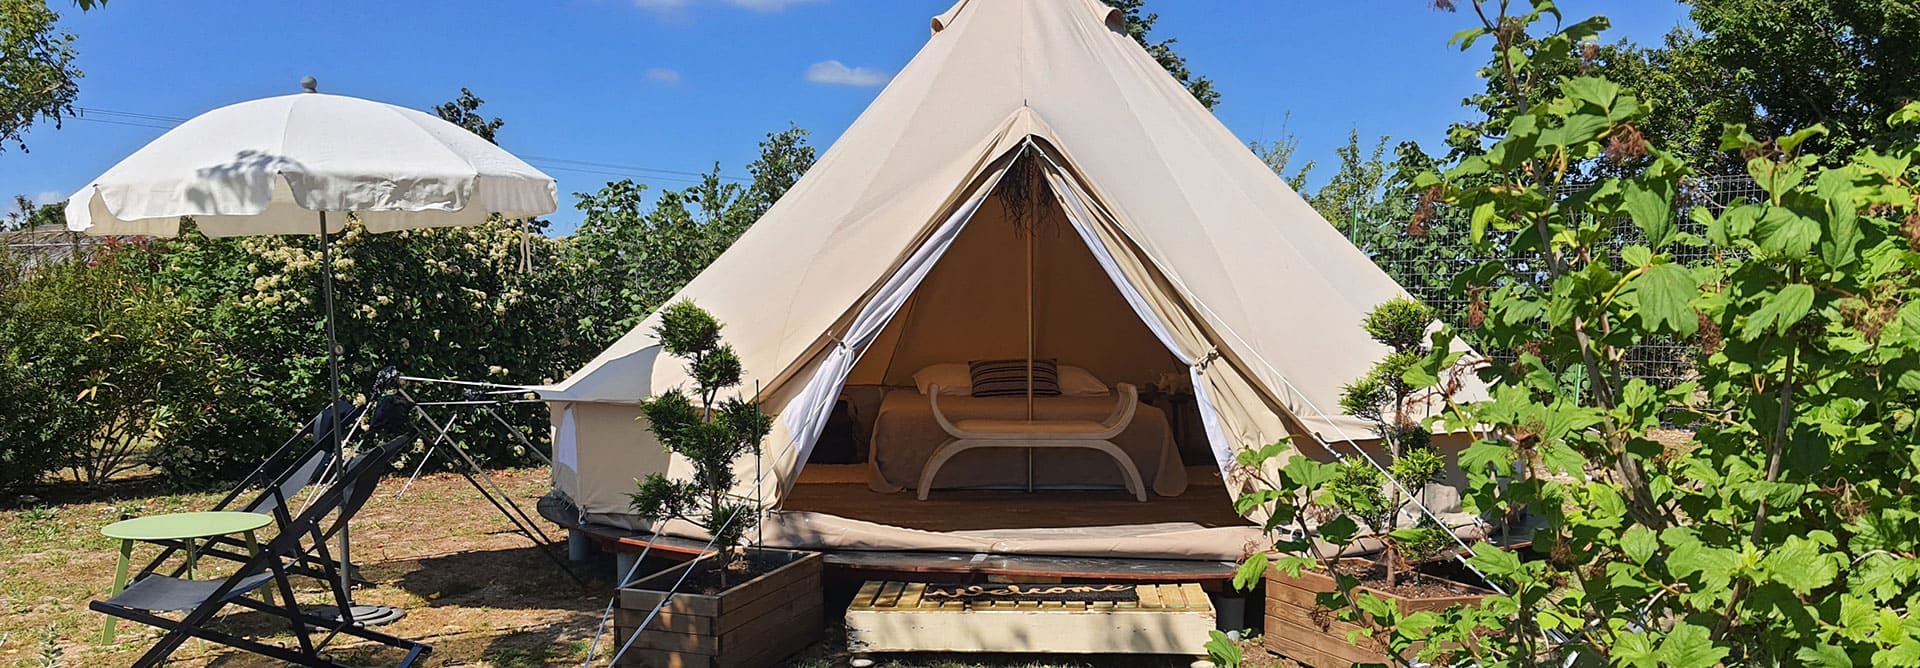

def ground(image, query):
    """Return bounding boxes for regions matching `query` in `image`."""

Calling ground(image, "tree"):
[4,194,63,230]
[570,125,816,340]
[1249,112,1314,191]
[0,244,80,491]
[1100,0,1219,109]
[1685,0,1920,159]
[0,0,81,152]
[628,301,772,574]
[433,87,504,144]
[1304,130,1397,241]
[1235,3,1920,665]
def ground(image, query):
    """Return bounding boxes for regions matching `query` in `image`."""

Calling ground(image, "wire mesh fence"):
[1363,174,1763,390]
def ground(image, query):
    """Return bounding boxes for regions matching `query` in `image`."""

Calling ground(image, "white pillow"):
[912,363,971,395]
[1059,365,1111,396]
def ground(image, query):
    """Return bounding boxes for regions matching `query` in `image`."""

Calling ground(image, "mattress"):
[866,390,1188,496]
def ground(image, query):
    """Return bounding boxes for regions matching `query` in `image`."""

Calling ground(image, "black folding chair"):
[91,431,432,668]
[133,400,364,584]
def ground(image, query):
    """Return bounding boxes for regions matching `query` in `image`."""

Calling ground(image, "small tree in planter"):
[629,300,772,578]
[1333,296,1456,584]
[1225,297,1485,667]
[619,302,824,668]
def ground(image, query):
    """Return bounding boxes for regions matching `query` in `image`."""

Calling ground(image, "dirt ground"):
[1,469,1237,667]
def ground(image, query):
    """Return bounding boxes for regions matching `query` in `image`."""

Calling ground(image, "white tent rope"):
[578,532,662,667]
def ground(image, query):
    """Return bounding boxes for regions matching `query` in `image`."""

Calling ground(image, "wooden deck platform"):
[580,525,1238,584]
[845,581,1216,655]
[558,468,1243,585]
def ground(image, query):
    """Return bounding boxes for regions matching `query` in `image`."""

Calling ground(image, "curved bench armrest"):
[928,385,967,439]
[1098,383,1140,435]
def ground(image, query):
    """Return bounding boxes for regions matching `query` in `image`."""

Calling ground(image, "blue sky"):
[0,0,1694,234]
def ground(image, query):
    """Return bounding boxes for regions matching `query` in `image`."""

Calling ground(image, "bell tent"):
[537,0,1483,560]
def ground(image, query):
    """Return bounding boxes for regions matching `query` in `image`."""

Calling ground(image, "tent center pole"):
[1025,213,1035,493]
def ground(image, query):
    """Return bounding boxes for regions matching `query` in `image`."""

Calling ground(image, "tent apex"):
[930,0,1125,36]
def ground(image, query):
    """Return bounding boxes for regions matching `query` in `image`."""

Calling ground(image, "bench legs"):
[916,439,1147,502]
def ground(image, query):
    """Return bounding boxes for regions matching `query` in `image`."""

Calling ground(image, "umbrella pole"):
[317,211,355,623]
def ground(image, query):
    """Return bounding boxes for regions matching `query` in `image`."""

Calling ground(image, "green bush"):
[0,241,243,486]
[0,248,80,491]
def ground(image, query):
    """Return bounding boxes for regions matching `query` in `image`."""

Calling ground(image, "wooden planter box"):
[1263,559,1488,667]
[615,549,824,668]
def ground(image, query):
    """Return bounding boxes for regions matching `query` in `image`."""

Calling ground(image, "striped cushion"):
[968,358,1062,398]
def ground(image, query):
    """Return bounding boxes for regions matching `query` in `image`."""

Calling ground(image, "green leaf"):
[1721,123,1762,151]
[1450,26,1487,51]
[1740,284,1815,341]
[1892,101,1920,127]
[1761,534,1840,594]
[1816,168,1862,268]
[1657,623,1730,668]
[1621,525,1657,565]
[1318,515,1360,546]
[1776,124,1829,153]
[1754,207,1820,256]
[1614,631,1659,668]
[1232,553,1270,592]
[1562,76,1621,111]
[1469,546,1523,578]
[1469,200,1496,243]
[1620,244,1653,268]
[1624,178,1677,248]
[1795,644,1854,668]
[1632,262,1700,336]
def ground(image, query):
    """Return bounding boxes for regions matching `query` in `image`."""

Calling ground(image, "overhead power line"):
[65,106,752,185]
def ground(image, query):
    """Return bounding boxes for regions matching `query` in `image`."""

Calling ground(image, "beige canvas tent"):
[538,0,1485,561]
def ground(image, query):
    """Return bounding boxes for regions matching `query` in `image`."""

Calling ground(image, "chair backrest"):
[319,430,415,541]
[224,400,358,515]
[241,444,336,514]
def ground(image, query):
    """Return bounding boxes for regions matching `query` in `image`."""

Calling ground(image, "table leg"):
[184,538,197,580]
[102,539,131,642]
[244,530,274,605]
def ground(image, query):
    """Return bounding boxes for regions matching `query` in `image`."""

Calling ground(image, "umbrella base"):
[309,604,406,627]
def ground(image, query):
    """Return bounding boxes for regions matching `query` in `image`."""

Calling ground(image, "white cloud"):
[631,0,689,10]
[645,68,682,84]
[723,0,824,11]
[805,60,890,87]
[34,191,65,205]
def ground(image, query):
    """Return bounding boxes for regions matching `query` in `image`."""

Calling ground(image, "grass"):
[0,469,600,667]
[0,467,1257,667]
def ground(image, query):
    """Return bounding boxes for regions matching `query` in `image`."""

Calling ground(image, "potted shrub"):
[1232,298,1495,667]
[617,301,823,668]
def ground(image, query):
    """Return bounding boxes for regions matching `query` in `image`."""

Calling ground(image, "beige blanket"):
[866,390,1187,496]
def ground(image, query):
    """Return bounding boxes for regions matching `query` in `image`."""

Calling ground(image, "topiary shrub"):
[628,301,773,578]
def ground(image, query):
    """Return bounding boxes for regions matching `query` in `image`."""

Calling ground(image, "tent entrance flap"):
[773,168,1010,491]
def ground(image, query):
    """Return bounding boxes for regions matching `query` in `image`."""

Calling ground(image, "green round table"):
[100,511,274,641]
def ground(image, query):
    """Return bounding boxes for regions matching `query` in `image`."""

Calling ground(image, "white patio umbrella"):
[65,77,557,625]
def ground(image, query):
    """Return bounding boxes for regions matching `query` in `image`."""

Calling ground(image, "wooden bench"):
[918,383,1147,501]
[845,580,1215,656]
